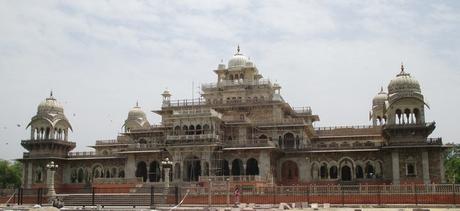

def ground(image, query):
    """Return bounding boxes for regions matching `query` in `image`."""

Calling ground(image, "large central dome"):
[228,46,249,68]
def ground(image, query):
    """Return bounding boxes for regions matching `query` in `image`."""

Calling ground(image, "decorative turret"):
[382,64,434,146]
[386,64,426,125]
[123,102,150,132]
[27,91,72,141]
[371,87,388,126]
[22,92,76,158]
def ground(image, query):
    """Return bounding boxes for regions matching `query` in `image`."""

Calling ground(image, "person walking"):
[234,185,241,206]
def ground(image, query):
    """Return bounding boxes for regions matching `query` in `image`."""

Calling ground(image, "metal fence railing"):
[1,184,460,207]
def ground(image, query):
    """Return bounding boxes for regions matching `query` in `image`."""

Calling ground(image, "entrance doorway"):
[341,166,352,181]
[184,157,201,181]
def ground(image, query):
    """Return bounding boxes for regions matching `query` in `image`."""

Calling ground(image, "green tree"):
[0,160,22,188]
[445,145,460,183]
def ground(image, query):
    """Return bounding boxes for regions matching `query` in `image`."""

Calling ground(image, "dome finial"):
[136,100,139,107]
[237,44,240,53]
[380,86,383,92]
[400,62,405,73]
[50,90,53,97]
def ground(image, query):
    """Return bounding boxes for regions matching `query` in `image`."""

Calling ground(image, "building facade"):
[19,48,448,189]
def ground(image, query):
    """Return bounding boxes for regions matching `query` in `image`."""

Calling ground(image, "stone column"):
[125,155,136,179]
[422,151,430,184]
[258,152,270,178]
[440,152,446,183]
[27,162,32,188]
[392,151,400,185]
[305,157,312,182]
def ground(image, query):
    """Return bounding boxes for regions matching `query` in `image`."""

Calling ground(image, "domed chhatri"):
[27,92,73,140]
[372,87,388,106]
[228,45,250,69]
[127,102,147,120]
[123,102,150,132]
[37,91,64,114]
[388,63,421,94]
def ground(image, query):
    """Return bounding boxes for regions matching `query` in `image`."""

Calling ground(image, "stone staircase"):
[61,193,165,206]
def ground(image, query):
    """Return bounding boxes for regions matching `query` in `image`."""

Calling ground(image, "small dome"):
[217,59,226,70]
[128,103,146,120]
[228,45,249,68]
[37,92,64,114]
[162,89,171,97]
[372,87,388,106]
[388,65,421,94]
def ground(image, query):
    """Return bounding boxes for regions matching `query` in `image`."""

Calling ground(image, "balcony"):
[162,98,207,108]
[165,134,221,146]
[426,137,442,145]
[95,139,118,145]
[202,79,272,91]
[68,151,97,157]
[223,139,275,148]
[292,106,312,115]
[253,118,306,127]
[315,125,382,137]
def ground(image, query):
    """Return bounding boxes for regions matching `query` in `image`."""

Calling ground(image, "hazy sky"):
[0,1,459,160]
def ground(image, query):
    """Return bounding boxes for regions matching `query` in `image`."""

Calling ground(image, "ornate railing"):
[162,98,207,108]
[166,134,219,141]
[224,139,274,148]
[199,175,264,182]
[95,139,118,145]
[202,79,272,90]
[292,106,312,115]
[68,151,97,157]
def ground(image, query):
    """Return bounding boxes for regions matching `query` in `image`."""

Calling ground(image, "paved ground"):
[2,205,460,211]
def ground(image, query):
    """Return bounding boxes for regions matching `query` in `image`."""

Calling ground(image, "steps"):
[62,193,165,206]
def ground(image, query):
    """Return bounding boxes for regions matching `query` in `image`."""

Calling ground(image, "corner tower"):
[383,64,434,145]
[22,92,76,157]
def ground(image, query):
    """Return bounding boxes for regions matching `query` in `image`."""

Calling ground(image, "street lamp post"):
[46,161,59,197]
[161,158,173,188]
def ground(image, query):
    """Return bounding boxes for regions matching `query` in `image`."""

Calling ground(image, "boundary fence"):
[1,184,460,207]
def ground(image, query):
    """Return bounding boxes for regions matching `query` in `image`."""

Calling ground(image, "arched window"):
[77,168,84,183]
[203,124,210,134]
[182,125,188,135]
[395,109,402,124]
[196,125,202,135]
[320,164,328,179]
[407,163,416,176]
[135,161,148,182]
[329,166,338,179]
[283,133,295,149]
[174,126,181,135]
[240,73,244,80]
[246,158,259,175]
[189,125,195,135]
[365,163,375,178]
[404,108,411,124]
[222,160,230,176]
[341,166,352,181]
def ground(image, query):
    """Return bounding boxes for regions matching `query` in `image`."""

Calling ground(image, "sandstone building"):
[19,47,448,189]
